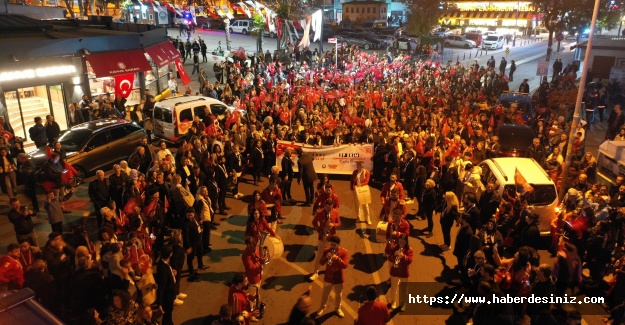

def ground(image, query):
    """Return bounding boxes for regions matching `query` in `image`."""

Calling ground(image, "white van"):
[479,158,559,236]
[482,34,505,50]
[229,20,253,35]
[152,96,232,143]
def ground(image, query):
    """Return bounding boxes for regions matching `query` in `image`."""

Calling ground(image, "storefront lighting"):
[72,76,81,85]
[0,65,77,82]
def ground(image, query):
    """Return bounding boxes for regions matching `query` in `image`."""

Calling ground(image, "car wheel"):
[71,166,85,187]
[445,42,451,47]
[242,29,248,35]
[464,43,471,49]
[229,28,233,34]
[364,43,370,50]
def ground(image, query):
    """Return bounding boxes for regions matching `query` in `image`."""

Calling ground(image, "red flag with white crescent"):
[175,59,191,85]
[276,18,282,38]
[115,73,135,98]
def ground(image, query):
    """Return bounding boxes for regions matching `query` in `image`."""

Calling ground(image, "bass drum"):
[264,236,284,260]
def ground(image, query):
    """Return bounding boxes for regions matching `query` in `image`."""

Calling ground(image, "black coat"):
[421,187,438,213]
[155,260,177,310]
[297,153,317,184]
[453,224,474,258]
[227,152,245,173]
[280,155,294,179]
[250,147,264,172]
[182,217,202,249]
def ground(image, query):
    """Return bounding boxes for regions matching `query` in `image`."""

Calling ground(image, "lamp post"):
[560,0,601,201]
[513,0,520,46]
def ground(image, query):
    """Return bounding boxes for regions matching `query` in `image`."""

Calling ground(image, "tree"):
[402,0,443,36]
[264,0,307,50]
[251,13,266,53]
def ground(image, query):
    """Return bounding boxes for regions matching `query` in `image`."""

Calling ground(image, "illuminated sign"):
[0,65,77,82]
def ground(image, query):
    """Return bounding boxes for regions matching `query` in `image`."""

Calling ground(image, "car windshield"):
[57,128,93,152]
[486,36,499,41]
[504,184,557,206]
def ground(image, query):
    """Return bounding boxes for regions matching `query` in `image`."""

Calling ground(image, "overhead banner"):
[275,140,373,175]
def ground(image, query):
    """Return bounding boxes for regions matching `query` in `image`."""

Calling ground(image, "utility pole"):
[560,0,601,201]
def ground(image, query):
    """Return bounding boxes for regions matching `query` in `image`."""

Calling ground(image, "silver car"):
[444,35,476,48]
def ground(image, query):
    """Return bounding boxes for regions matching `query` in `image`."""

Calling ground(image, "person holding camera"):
[8,198,37,247]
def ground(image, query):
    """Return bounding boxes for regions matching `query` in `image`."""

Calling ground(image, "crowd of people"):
[0,37,625,325]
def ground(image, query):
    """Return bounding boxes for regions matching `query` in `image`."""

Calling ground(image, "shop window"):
[367,7,370,13]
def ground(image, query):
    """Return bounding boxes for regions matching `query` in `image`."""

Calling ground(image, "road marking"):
[211,228,360,320]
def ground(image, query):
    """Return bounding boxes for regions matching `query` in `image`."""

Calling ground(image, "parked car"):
[229,19,253,35]
[444,35,476,48]
[464,32,483,47]
[28,120,147,184]
[433,27,453,38]
[197,16,224,30]
[482,34,505,49]
[394,37,419,51]
[337,33,379,50]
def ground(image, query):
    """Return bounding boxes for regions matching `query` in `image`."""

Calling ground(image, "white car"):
[444,35,476,48]
[482,34,505,49]
[433,28,453,38]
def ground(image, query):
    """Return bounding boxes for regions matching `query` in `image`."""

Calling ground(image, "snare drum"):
[264,236,284,260]
[375,221,388,243]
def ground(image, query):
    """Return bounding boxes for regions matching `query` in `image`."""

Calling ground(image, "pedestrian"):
[200,40,207,62]
[421,179,438,237]
[192,53,200,75]
[8,198,38,247]
[156,245,177,325]
[508,60,516,82]
[315,236,349,319]
[182,207,205,281]
[168,76,177,98]
[351,161,372,225]
[44,115,61,144]
[354,286,390,324]
[44,192,64,234]
[88,170,110,227]
[499,57,507,77]
[296,147,317,207]
[28,116,48,148]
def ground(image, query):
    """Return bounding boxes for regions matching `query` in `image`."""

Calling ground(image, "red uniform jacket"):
[385,219,411,255]
[248,200,269,217]
[228,285,253,325]
[379,200,407,222]
[387,245,413,278]
[261,188,283,213]
[242,246,263,284]
[312,208,341,241]
[350,169,370,190]
[320,246,349,284]
[0,255,24,289]
[355,300,390,325]
[312,192,340,213]
[380,181,405,203]
[245,218,277,242]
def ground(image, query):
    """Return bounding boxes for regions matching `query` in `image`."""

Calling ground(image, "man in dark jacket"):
[29,116,48,148]
[526,138,545,164]
[128,146,150,175]
[44,115,61,144]
[606,104,625,140]
[280,148,295,204]
[296,147,317,206]
[453,213,474,268]
[227,145,245,199]
[156,245,177,325]
[8,198,37,246]
[215,155,229,215]
[182,207,205,280]
[88,170,110,227]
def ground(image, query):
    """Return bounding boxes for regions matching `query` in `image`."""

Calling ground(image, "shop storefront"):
[0,57,83,144]
[143,41,180,95]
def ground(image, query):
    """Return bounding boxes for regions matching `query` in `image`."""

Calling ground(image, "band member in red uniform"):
[261,180,285,227]
[309,199,341,281]
[0,243,24,290]
[387,233,413,311]
[245,208,279,245]
[248,190,269,219]
[242,236,265,320]
[228,272,259,324]
[355,286,390,325]
[312,183,340,213]
[315,174,335,199]
[316,236,349,319]
[351,161,372,224]
[378,188,407,222]
[380,173,404,205]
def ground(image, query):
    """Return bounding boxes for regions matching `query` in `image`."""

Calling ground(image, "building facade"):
[440,0,539,35]
[341,0,388,24]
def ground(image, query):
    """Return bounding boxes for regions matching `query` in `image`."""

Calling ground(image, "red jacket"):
[379,200,407,222]
[261,188,282,213]
[245,218,277,242]
[350,169,370,190]
[312,208,341,241]
[320,246,349,284]
[0,255,24,289]
[380,181,405,203]
[248,200,269,217]
[387,245,413,278]
[312,192,340,213]
[228,285,253,325]
[242,246,263,284]
[355,300,390,325]
[385,219,410,242]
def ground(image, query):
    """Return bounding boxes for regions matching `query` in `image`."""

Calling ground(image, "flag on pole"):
[238,2,251,18]
[514,167,534,193]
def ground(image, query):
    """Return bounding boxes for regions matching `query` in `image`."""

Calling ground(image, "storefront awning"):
[86,49,152,77]
[159,41,181,61]
[145,43,170,67]
[441,11,532,20]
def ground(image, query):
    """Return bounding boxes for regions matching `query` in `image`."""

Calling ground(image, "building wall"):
[342,3,387,22]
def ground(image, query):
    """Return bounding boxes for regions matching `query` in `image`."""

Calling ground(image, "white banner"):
[275,140,373,175]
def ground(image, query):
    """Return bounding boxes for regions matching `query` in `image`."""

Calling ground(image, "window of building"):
[373,7,377,13]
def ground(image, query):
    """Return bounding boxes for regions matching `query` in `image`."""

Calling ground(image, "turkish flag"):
[175,59,191,86]
[115,73,135,98]
[276,18,282,38]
